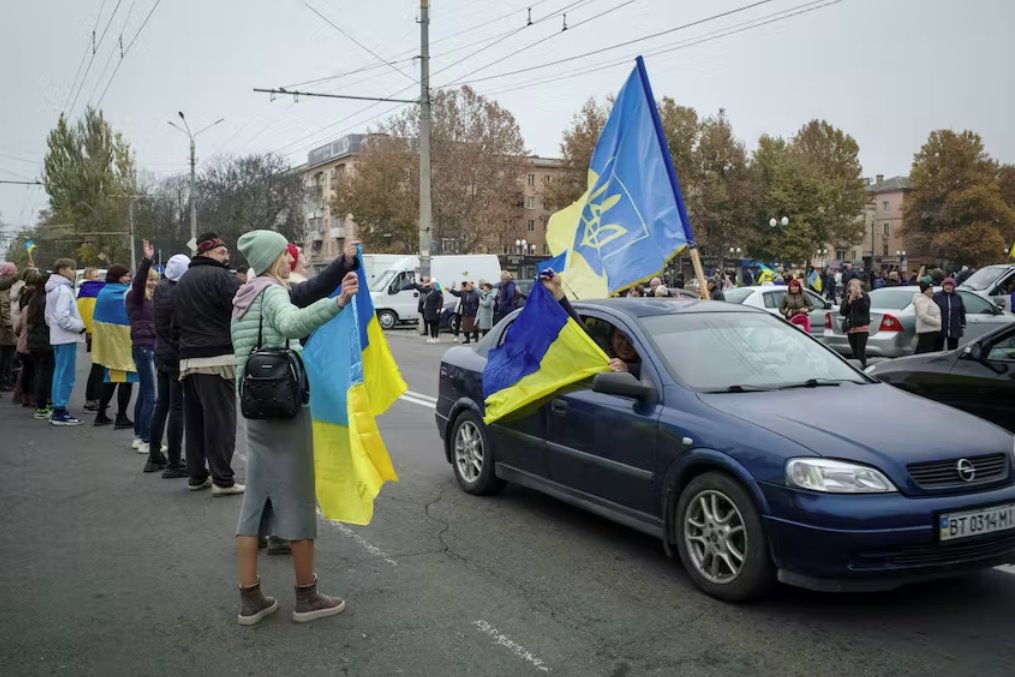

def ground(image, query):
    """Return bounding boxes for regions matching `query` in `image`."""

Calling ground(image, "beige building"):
[828,175,913,271]
[295,134,567,265]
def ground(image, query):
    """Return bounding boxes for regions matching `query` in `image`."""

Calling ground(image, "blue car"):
[435,298,1015,601]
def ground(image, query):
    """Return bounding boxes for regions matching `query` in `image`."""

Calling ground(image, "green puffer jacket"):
[231,282,341,388]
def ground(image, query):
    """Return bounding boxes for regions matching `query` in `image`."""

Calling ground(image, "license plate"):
[939,503,1015,541]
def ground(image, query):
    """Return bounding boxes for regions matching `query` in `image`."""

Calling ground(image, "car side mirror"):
[963,344,983,361]
[592,371,654,401]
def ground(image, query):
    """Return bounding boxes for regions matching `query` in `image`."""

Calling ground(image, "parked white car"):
[723,285,832,337]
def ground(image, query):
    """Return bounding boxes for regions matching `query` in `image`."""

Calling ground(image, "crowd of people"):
[0,231,368,625]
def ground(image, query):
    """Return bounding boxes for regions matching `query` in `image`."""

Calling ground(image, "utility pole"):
[418,0,433,275]
[128,198,136,272]
[189,137,197,254]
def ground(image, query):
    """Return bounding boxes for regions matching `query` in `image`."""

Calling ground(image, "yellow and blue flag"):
[24,240,37,253]
[807,270,823,293]
[1009,242,1015,259]
[546,56,694,299]
[482,282,609,424]
[76,280,105,335]
[92,282,137,383]
[303,255,406,525]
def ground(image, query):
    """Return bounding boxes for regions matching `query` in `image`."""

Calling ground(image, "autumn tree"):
[42,107,137,265]
[334,86,528,254]
[543,97,610,211]
[903,130,1015,265]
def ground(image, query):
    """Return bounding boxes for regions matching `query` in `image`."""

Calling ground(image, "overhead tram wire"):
[475,0,842,97]
[94,0,164,107]
[86,0,141,107]
[66,0,126,116]
[445,0,781,89]
[305,3,418,83]
[439,0,639,88]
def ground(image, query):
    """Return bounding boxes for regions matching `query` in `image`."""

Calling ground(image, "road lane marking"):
[400,394,437,409]
[406,389,437,403]
[996,565,1015,575]
[473,620,551,672]
[317,509,399,566]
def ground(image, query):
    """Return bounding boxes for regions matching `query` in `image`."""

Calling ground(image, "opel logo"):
[956,458,976,482]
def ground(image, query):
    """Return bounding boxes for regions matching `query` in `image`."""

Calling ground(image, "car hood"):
[699,384,1012,468]
[868,350,954,374]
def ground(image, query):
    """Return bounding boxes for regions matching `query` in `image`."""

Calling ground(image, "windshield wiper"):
[776,378,865,390]
[704,384,775,393]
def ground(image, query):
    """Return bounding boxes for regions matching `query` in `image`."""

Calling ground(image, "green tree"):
[903,130,1015,265]
[42,107,137,266]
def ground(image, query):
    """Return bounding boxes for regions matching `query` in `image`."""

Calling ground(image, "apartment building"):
[827,175,914,270]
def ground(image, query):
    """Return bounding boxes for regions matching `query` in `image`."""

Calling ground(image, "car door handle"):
[551,399,568,416]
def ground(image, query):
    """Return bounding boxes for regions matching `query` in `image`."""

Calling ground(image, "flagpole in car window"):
[635,56,709,300]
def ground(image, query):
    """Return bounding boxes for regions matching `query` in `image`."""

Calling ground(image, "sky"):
[2,0,1013,237]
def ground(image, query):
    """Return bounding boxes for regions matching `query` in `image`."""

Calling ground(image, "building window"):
[543,244,550,255]
[882,201,889,211]
[527,174,535,187]
[527,220,535,231]
[883,244,889,257]
[836,249,846,261]
[525,196,536,209]
[883,222,890,236]
[542,217,548,231]
[543,175,552,185]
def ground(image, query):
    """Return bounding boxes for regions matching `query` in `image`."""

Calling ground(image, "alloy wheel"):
[683,489,747,584]
[454,420,484,483]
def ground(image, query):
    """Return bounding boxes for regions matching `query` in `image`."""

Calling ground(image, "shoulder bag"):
[240,304,309,420]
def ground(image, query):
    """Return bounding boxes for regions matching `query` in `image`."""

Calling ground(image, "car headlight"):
[785,458,897,493]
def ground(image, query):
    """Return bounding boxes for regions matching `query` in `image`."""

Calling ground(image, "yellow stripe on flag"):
[362,316,407,416]
[92,321,135,372]
[313,383,399,526]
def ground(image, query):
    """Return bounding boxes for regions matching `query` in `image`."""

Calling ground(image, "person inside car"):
[607,328,641,378]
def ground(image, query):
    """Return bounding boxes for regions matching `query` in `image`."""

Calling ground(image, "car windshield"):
[641,312,865,392]
[722,288,754,304]
[959,265,1007,291]
[867,288,916,310]
[370,269,397,292]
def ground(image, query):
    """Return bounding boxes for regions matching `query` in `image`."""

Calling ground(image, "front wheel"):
[674,472,774,602]
[377,309,397,330]
[450,411,505,495]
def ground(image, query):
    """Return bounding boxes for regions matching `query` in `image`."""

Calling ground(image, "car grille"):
[907,453,1010,489]
[854,532,1015,568]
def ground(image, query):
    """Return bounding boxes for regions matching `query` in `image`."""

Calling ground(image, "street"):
[2,333,1014,677]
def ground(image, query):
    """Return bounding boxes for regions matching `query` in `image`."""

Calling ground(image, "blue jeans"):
[132,346,156,443]
[51,343,77,411]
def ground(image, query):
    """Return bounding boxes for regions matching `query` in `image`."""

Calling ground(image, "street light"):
[728,247,743,256]
[769,216,789,228]
[514,238,528,254]
[168,112,224,253]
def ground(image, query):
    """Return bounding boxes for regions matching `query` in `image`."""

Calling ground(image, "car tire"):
[377,309,397,330]
[450,411,505,496]
[674,471,774,602]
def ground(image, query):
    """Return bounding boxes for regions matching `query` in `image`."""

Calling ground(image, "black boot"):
[114,415,134,430]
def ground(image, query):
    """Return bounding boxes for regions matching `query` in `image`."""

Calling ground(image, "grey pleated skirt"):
[236,407,317,541]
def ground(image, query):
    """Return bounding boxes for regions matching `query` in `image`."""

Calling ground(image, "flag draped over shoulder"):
[303,256,406,525]
[76,280,104,336]
[92,282,137,383]
[546,56,694,299]
[482,282,609,424]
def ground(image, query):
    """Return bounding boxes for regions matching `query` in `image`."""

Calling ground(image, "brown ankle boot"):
[238,579,278,626]
[292,574,345,623]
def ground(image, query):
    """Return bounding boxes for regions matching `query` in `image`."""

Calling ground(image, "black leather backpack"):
[240,308,309,420]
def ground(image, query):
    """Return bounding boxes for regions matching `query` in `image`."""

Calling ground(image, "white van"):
[361,254,405,289]
[370,254,502,329]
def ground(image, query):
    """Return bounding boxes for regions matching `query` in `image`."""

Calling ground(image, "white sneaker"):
[453,337,460,343]
[433,337,440,343]
[212,482,245,497]
[131,437,143,450]
[161,444,168,453]
[137,442,150,455]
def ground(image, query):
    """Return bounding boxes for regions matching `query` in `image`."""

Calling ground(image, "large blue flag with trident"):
[546,57,695,299]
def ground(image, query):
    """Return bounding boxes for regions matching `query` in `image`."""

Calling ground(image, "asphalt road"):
[2,334,1014,677]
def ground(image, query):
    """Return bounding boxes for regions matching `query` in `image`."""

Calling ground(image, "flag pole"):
[635,56,709,300]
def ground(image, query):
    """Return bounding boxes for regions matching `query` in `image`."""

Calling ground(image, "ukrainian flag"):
[92,282,137,383]
[546,57,694,299]
[807,270,823,293]
[482,281,609,424]
[303,254,406,525]
[76,280,105,335]
[1009,242,1015,259]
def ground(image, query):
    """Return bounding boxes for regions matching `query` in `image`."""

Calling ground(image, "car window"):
[867,288,915,310]
[763,291,785,309]
[960,265,1008,291]
[993,271,1015,295]
[804,290,827,308]
[642,312,863,391]
[723,288,753,304]
[958,291,996,315]
[987,332,1015,362]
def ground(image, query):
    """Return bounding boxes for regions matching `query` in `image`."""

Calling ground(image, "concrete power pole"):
[189,138,197,254]
[418,0,433,274]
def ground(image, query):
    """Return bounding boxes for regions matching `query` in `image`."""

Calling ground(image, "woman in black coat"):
[839,278,872,369]
[422,281,444,343]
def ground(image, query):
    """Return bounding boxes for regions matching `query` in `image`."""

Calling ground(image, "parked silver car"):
[823,287,1014,358]
[958,263,1015,311]
[723,285,831,337]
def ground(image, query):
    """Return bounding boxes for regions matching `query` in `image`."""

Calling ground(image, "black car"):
[867,323,1015,432]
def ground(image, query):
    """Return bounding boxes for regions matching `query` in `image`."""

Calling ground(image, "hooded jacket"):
[174,255,242,359]
[913,292,942,334]
[230,278,340,387]
[44,274,86,345]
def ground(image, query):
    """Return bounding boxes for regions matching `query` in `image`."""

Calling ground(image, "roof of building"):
[865,176,912,194]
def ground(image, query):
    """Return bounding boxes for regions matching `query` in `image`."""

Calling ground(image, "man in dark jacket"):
[148,254,190,477]
[707,279,725,301]
[841,263,857,291]
[449,281,480,344]
[933,277,966,351]
[172,232,243,495]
